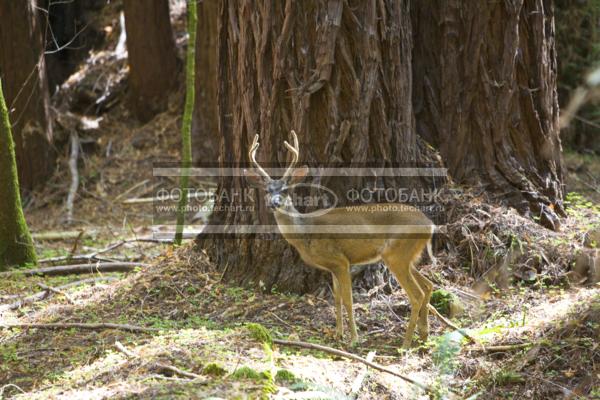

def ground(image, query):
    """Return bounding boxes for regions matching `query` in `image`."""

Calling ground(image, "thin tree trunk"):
[123,0,178,122]
[199,0,417,293]
[0,0,54,191]
[412,0,565,230]
[175,0,197,245]
[0,79,37,269]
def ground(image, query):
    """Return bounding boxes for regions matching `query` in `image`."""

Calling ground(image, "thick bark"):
[0,0,54,191]
[123,0,178,122]
[412,0,565,230]
[0,80,37,269]
[191,0,219,164]
[199,0,417,293]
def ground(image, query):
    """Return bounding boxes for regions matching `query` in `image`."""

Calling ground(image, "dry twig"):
[349,350,376,398]
[114,341,205,380]
[272,339,432,394]
[427,304,479,344]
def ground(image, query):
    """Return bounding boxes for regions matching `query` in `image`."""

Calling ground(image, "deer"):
[244,130,436,348]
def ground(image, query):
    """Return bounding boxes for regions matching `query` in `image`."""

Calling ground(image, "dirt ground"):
[1,4,599,400]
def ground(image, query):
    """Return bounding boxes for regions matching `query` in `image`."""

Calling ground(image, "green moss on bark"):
[0,79,37,269]
[174,0,197,245]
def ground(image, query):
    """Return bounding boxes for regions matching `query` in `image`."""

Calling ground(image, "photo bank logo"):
[273,182,338,218]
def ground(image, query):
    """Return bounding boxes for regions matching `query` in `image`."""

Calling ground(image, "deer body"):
[245,132,435,348]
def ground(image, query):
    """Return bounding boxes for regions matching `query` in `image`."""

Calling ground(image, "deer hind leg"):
[411,266,433,341]
[332,266,358,343]
[331,273,344,339]
[383,254,425,348]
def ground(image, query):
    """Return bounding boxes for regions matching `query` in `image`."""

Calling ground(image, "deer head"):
[243,130,309,210]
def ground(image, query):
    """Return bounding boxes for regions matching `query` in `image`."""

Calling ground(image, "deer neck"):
[273,197,304,227]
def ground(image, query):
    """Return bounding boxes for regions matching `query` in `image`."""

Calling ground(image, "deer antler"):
[282,130,299,180]
[249,134,272,181]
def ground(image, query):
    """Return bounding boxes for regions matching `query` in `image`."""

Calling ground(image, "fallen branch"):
[0,262,145,277]
[66,230,85,261]
[272,339,432,394]
[0,277,118,311]
[467,343,532,352]
[114,341,204,380]
[1,322,158,333]
[37,282,75,304]
[349,351,376,399]
[115,179,150,202]
[427,304,478,344]
[39,238,171,264]
[65,131,80,224]
[38,255,128,264]
[32,231,91,241]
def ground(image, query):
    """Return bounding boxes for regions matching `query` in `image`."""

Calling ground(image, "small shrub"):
[246,323,273,346]
[202,362,227,377]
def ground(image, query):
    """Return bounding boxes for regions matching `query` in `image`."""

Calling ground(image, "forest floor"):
[1,5,600,400]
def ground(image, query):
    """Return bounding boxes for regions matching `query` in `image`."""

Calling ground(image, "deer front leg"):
[334,267,358,344]
[412,267,433,342]
[331,273,344,339]
[385,256,425,348]
[398,271,425,348]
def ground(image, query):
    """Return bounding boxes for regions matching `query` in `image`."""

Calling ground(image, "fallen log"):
[0,322,158,333]
[32,231,92,241]
[0,262,146,277]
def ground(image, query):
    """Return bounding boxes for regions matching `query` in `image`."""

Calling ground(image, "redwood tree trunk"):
[200,0,417,293]
[0,0,54,191]
[412,0,565,230]
[123,0,178,122]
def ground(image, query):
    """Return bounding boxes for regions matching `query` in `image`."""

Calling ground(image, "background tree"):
[0,80,37,269]
[0,0,54,191]
[42,0,107,92]
[192,0,219,163]
[554,0,600,153]
[123,0,178,122]
[199,0,418,293]
[412,0,565,230]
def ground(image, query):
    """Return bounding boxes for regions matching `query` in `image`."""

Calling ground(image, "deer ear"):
[244,169,265,188]
[288,165,309,185]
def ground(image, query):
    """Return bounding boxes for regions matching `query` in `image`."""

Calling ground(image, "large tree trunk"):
[199,0,417,293]
[0,80,37,269]
[412,0,565,230]
[123,0,178,122]
[0,0,54,191]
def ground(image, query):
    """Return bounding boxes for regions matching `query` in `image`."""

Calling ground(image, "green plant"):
[430,289,457,317]
[246,323,273,347]
[202,362,227,377]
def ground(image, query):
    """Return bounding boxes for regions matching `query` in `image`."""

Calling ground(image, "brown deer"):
[244,131,435,348]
